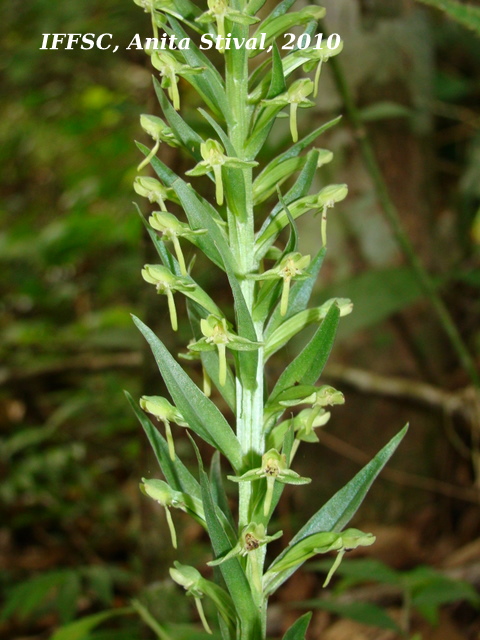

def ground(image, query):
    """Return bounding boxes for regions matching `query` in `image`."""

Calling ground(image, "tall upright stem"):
[225,26,265,536]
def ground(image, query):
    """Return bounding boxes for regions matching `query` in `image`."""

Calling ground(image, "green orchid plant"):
[128,1,407,638]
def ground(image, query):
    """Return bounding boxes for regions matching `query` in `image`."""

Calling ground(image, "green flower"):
[228,449,310,516]
[151,50,203,111]
[269,407,331,452]
[149,211,206,275]
[138,114,179,170]
[185,139,258,206]
[134,176,179,210]
[208,523,282,566]
[140,395,188,460]
[279,384,345,409]
[141,264,196,331]
[140,478,204,547]
[196,0,259,52]
[262,79,314,142]
[293,39,344,98]
[293,184,348,246]
[170,562,236,634]
[248,252,311,317]
[188,315,262,387]
[265,529,376,591]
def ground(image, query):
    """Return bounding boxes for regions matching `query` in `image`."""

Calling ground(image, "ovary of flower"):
[228,449,310,516]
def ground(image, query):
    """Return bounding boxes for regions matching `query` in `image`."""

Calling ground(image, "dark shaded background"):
[1,0,479,638]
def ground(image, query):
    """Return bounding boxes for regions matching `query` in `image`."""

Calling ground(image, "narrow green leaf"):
[265,298,351,360]
[168,18,230,120]
[255,149,320,260]
[275,117,341,165]
[282,612,312,640]
[245,45,287,158]
[264,0,297,21]
[253,156,307,205]
[146,149,230,270]
[210,451,236,531]
[132,316,243,470]
[193,439,261,637]
[50,608,133,640]
[270,303,340,401]
[153,78,203,160]
[249,7,326,58]
[265,425,408,593]
[268,43,287,99]
[416,0,480,35]
[246,0,268,14]
[125,390,201,497]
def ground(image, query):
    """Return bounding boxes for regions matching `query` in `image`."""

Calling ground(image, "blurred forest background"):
[1,0,480,638]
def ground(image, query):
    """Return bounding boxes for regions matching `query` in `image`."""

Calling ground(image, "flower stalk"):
[129,2,408,638]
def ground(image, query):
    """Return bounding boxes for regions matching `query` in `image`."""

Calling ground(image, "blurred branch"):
[0,352,143,387]
[325,363,477,417]
[326,36,480,390]
[317,429,479,504]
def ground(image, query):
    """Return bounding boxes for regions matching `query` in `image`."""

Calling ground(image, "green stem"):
[225,27,267,638]
[328,49,480,388]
